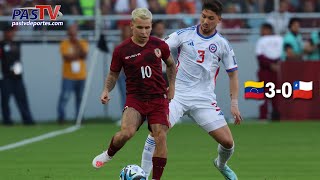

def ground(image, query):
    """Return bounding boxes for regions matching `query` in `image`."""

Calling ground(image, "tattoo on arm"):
[104,71,120,92]
[165,56,176,87]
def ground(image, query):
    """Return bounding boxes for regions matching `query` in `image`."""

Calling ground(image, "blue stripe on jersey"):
[196,25,217,39]
[226,67,238,72]
[146,138,156,146]
[176,26,196,35]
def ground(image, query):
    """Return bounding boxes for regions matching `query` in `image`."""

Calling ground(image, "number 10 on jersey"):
[141,66,152,79]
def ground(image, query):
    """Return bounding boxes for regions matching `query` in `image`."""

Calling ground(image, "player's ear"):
[130,22,133,30]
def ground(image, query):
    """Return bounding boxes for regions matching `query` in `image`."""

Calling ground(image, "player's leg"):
[147,97,171,180]
[190,108,237,180]
[149,123,168,180]
[92,107,143,168]
[141,98,184,179]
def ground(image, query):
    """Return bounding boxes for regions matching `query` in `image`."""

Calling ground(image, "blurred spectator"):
[101,0,113,14]
[80,0,95,16]
[239,0,265,28]
[221,2,246,29]
[101,0,115,29]
[298,0,320,28]
[114,0,149,14]
[151,20,168,86]
[60,0,83,15]
[0,3,7,29]
[57,24,88,124]
[79,0,96,30]
[115,0,149,28]
[0,25,35,126]
[239,0,265,13]
[255,23,282,120]
[266,0,292,35]
[282,18,304,61]
[148,0,165,14]
[166,0,196,14]
[305,30,320,61]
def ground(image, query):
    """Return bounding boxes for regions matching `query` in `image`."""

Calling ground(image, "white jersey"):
[165,25,238,102]
[256,35,283,60]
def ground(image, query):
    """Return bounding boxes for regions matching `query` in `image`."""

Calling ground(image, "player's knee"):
[153,130,167,143]
[119,129,136,141]
[221,140,234,149]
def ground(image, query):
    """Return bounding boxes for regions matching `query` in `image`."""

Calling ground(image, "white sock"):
[217,143,234,169]
[141,134,156,179]
[104,151,113,161]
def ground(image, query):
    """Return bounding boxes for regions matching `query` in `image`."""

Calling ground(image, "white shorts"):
[169,96,227,132]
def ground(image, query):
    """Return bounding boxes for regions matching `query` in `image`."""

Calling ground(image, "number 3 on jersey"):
[141,66,152,79]
[197,50,205,63]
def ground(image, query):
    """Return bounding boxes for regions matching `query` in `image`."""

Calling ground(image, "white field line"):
[0,125,80,152]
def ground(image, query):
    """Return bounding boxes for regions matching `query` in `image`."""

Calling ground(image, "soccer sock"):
[141,134,156,178]
[106,137,121,157]
[152,157,167,180]
[217,143,234,169]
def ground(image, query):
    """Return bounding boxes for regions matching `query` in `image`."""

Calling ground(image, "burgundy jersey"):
[110,36,170,100]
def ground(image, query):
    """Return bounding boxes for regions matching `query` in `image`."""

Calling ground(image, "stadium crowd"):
[0,0,319,29]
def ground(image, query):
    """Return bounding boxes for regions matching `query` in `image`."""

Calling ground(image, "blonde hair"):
[131,8,152,21]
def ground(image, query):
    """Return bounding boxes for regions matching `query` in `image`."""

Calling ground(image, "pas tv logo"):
[12,5,63,21]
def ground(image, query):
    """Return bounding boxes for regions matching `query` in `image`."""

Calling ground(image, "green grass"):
[1,121,320,179]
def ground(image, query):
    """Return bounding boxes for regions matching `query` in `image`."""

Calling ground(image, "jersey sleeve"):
[160,41,170,61]
[221,41,238,72]
[110,47,122,72]
[165,31,182,50]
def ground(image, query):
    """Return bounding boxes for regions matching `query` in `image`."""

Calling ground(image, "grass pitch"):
[0,120,319,180]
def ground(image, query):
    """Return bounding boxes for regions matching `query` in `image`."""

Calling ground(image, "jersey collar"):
[196,25,217,39]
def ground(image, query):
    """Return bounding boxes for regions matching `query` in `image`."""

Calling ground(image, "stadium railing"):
[0,13,319,43]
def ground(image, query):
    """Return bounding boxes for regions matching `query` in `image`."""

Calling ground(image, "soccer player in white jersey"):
[141,0,242,179]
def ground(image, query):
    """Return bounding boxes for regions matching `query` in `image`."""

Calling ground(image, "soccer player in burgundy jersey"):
[92,8,176,180]
[141,1,241,179]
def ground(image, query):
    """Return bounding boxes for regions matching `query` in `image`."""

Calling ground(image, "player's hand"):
[167,86,175,102]
[100,90,110,104]
[231,99,242,125]
[270,62,281,73]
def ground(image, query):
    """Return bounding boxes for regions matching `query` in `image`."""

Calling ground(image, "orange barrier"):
[278,61,320,120]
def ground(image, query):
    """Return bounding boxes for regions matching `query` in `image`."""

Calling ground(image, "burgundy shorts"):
[124,95,170,128]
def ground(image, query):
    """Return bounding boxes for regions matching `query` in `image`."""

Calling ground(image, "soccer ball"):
[119,164,146,180]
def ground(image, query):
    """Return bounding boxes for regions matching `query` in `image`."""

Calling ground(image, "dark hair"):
[202,0,223,16]
[152,20,165,29]
[288,18,300,29]
[261,23,274,32]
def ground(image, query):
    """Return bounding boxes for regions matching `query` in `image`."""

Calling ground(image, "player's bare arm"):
[228,70,242,125]
[164,55,176,101]
[100,70,120,104]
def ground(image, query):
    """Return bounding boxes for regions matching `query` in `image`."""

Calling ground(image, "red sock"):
[107,137,121,157]
[152,157,167,180]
